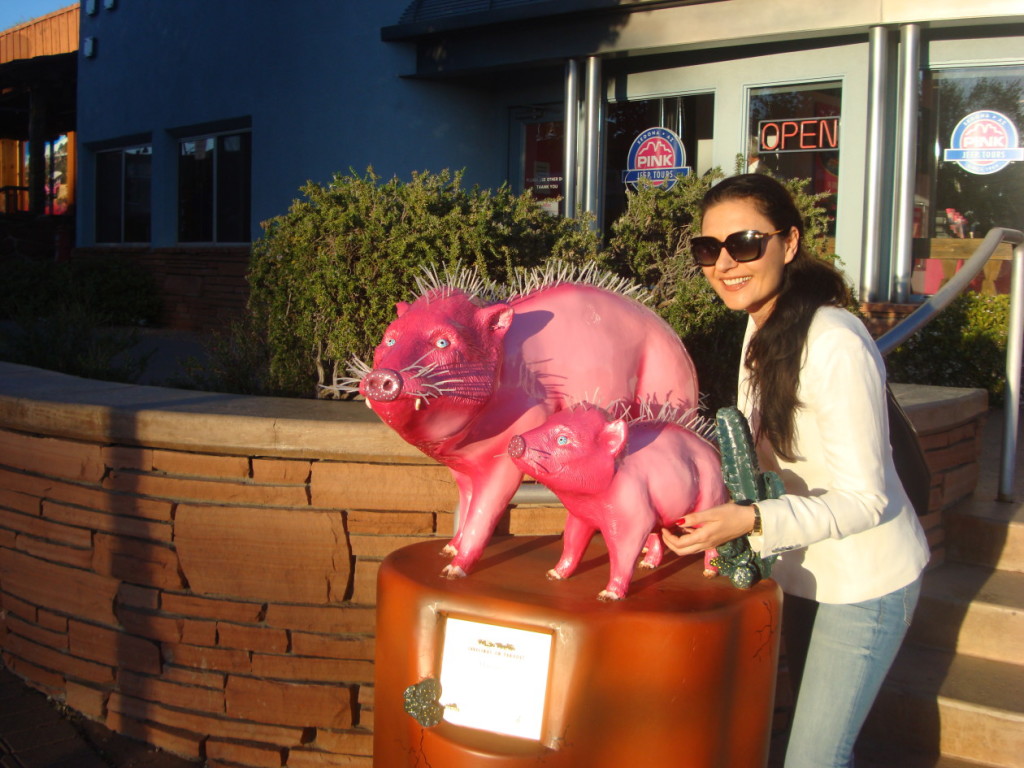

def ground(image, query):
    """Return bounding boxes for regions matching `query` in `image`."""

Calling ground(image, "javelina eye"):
[557,435,569,445]
[435,338,450,349]
[386,338,396,347]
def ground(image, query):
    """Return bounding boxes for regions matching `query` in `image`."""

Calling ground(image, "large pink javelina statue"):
[340,264,700,578]
[507,404,727,600]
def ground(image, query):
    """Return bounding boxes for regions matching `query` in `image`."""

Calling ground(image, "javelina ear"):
[395,301,411,318]
[480,303,514,337]
[600,420,628,457]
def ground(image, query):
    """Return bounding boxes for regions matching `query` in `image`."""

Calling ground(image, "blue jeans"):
[783,577,922,768]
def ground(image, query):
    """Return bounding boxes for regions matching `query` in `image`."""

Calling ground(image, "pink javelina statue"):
[507,404,727,600]
[344,264,700,578]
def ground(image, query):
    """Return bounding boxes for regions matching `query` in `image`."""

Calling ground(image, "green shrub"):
[0,302,151,383]
[0,254,160,327]
[0,254,159,383]
[204,163,1010,408]
[886,292,1011,404]
[247,167,600,397]
[66,255,162,327]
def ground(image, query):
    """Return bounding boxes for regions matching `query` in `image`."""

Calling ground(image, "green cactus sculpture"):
[712,406,782,589]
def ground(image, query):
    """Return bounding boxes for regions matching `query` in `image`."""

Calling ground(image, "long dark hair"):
[700,174,850,461]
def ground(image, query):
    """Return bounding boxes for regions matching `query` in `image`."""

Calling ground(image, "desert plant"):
[247,167,600,397]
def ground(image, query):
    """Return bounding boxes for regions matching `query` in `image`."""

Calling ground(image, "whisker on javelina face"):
[400,352,434,374]
[321,378,362,394]
[519,446,552,475]
[342,355,495,404]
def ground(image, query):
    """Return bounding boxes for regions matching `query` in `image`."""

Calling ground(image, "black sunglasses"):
[691,229,783,267]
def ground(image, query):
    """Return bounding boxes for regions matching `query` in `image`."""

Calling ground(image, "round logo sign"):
[943,110,1023,176]
[622,127,689,190]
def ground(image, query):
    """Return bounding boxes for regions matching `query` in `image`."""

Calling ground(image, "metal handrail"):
[877,227,1024,502]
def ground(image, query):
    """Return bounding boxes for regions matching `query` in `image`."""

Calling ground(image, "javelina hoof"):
[440,543,458,557]
[598,589,624,601]
[440,564,466,579]
[546,569,564,581]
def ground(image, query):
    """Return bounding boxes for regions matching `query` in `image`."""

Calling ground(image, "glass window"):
[604,93,715,230]
[96,145,151,243]
[747,82,842,235]
[178,131,251,243]
[919,66,1023,239]
[523,119,564,217]
[912,66,1024,294]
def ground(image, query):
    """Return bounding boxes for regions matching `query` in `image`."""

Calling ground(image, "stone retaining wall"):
[0,363,986,767]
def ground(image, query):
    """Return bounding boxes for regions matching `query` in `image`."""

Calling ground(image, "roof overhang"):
[0,51,77,141]
[383,0,720,41]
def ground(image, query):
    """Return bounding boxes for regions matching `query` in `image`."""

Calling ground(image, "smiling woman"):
[662,172,931,768]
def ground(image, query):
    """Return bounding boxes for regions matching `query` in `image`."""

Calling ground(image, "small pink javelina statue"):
[507,403,727,600]
[332,262,700,579]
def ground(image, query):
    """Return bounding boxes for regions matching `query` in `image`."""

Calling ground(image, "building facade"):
[0,4,77,218]
[75,0,1024,321]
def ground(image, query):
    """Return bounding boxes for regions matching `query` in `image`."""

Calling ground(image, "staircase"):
[857,409,1024,767]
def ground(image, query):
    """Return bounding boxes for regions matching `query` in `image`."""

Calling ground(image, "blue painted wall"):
[75,0,509,245]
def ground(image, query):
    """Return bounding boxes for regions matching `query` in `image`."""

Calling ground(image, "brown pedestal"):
[374,536,781,768]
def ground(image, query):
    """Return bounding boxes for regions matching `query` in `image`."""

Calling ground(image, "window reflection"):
[604,94,714,232]
[913,66,1023,295]
[747,82,842,237]
[96,145,151,243]
[178,132,251,243]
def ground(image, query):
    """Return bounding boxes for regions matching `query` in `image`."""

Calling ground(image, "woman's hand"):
[662,501,758,557]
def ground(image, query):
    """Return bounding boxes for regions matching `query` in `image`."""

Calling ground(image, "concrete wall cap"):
[889,382,989,434]
[0,362,427,462]
[0,363,988,459]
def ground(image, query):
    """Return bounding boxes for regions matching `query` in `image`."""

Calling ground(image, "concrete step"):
[862,645,1024,767]
[856,744,1009,768]
[944,496,1024,573]
[909,563,1024,664]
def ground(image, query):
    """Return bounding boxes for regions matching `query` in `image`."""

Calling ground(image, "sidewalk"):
[0,667,198,768]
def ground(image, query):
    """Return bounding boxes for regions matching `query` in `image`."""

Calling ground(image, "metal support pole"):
[862,26,889,302]
[563,59,580,219]
[1001,240,1024,501]
[583,56,603,227]
[28,86,48,217]
[892,23,920,303]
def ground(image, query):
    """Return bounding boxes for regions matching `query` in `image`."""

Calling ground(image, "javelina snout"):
[362,369,403,402]
[507,435,526,459]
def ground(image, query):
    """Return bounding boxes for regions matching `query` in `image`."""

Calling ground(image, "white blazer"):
[741,307,930,604]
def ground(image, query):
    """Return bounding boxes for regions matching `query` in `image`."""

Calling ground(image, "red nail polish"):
[676,517,686,526]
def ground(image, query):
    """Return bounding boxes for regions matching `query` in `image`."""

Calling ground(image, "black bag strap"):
[886,385,932,516]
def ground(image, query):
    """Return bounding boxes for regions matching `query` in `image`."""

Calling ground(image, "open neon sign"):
[759,116,839,153]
